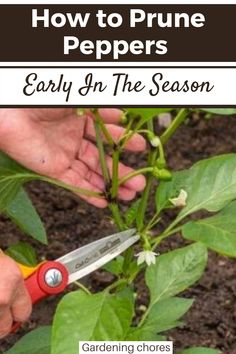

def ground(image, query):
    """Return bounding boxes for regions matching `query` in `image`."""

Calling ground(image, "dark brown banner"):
[0,4,235,62]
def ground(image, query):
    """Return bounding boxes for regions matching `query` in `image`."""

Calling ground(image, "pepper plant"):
[2,107,236,354]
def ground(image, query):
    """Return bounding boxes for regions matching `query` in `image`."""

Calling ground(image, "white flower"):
[136,250,158,266]
[170,189,188,207]
[158,113,172,128]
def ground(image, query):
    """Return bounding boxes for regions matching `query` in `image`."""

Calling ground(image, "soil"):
[1,113,236,353]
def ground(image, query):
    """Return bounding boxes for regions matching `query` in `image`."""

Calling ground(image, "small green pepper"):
[152,167,172,181]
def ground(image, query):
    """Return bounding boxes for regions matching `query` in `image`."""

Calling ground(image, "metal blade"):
[57,229,139,284]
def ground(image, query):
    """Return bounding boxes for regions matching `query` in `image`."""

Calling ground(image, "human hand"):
[0,253,32,338]
[0,109,146,207]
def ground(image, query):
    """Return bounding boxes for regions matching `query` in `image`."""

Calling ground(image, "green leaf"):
[143,297,193,333]
[146,243,207,304]
[117,286,136,305]
[0,152,34,210]
[6,242,37,267]
[126,108,172,125]
[52,291,134,354]
[127,297,193,340]
[5,188,47,244]
[103,256,124,275]
[201,108,236,115]
[156,154,236,222]
[180,347,220,354]
[139,245,206,343]
[6,326,51,354]
[183,200,236,257]
[124,199,141,227]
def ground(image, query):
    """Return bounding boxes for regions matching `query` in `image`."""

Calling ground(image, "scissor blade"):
[57,229,139,284]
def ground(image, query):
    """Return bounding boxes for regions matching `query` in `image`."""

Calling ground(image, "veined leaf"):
[0,152,34,210]
[5,188,47,244]
[183,200,236,257]
[127,245,204,343]
[52,291,134,354]
[180,347,220,354]
[127,297,193,340]
[141,297,193,333]
[201,108,236,115]
[146,243,207,304]
[137,244,206,346]
[6,326,51,354]
[156,154,236,223]
[6,242,37,267]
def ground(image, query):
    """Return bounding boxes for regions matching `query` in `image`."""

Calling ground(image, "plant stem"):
[106,279,128,293]
[93,109,125,229]
[94,110,114,147]
[109,145,125,230]
[119,118,136,148]
[157,139,165,164]
[136,119,157,232]
[38,175,103,198]
[136,172,152,231]
[111,148,120,199]
[2,173,104,199]
[151,226,182,250]
[94,119,111,186]
[118,118,139,274]
[74,281,92,295]
[118,167,154,186]
[144,212,161,232]
[109,203,125,231]
[160,109,189,145]
[159,217,182,238]
[138,306,152,327]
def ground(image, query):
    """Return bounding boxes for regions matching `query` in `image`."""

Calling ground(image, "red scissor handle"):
[11,261,69,333]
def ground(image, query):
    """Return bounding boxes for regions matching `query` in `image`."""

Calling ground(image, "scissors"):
[12,228,139,332]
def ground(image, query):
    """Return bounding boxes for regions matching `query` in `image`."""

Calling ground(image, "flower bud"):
[150,136,160,148]
[147,132,160,148]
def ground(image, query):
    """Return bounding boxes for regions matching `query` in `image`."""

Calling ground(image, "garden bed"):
[0,113,236,354]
